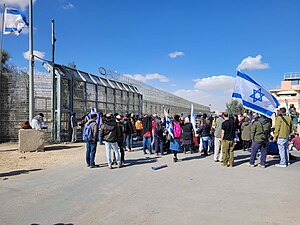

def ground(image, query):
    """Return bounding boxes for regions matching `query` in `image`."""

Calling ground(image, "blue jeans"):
[124,133,132,150]
[143,136,152,154]
[105,142,120,165]
[277,138,289,166]
[98,132,103,145]
[202,136,211,155]
[86,141,97,166]
[154,136,163,154]
[250,141,267,166]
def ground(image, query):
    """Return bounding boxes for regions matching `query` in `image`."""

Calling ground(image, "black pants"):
[183,144,192,153]
[118,141,125,164]
[243,140,251,151]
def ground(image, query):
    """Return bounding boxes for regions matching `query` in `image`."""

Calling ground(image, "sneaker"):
[173,157,178,162]
[108,164,112,169]
[117,163,122,168]
[245,162,255,167]
[214,160,219,162]
[275,164,287,168]
[257,164,266,168]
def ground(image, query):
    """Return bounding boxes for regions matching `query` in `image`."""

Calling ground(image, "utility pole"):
[29,0,34,122]
[51,19,56,141]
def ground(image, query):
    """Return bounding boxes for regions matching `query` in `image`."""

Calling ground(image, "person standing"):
[182,117,193,154]
[241,117,251,151]
[116,115,125,165]
[100,113,121,169]
[135,117,143,140]
[198,117,211,156]
[274,108,292,167]
[84,113,99,168]
[142,114,153,154]
[70,112,77,142]
[214,113,224,162]
[221,112,235,167]
[246,114,266,168]
[154,117,164,155]
[170,115,182,162]
[124,115,134,151]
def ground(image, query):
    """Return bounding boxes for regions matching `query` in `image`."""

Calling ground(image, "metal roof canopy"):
[284,72,300,81]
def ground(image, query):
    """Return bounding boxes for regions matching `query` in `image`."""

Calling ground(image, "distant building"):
[270,72,300,111]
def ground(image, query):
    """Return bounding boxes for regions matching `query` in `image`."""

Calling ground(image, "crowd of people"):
[79,104,299,169]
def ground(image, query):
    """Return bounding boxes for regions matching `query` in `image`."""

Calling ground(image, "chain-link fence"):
[0,64,210,142]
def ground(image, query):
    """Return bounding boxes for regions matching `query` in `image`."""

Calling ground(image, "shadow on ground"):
[31,223,74,225]
[125,156,159,167]
[45,145,82,152]
[0,169,42,178]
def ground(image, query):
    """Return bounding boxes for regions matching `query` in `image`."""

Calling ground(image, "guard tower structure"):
[270,72,300,111]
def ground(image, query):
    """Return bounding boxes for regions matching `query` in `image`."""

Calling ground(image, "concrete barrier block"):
[18,129,45,152]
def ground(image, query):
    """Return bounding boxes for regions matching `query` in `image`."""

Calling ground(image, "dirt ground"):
[0,142,86,174]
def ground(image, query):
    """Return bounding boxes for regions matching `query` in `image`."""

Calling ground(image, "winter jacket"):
[258,117,272,139]
[124,118,134,134]
[241,121,251,141]
[142,116,152,135]
[100,119,119,143]
[198,120,211,137]
[70,115,77,128]
[214,117,224,138]
[86,119,99,143]
[274,115,292,139]
[182,122,193,141]
[251,119,265,144]
[116,121,125,142]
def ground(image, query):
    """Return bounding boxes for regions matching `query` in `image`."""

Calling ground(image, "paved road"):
[1,144,300,225]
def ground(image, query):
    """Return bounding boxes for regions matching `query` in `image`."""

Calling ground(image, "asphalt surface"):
[1,144,300,225]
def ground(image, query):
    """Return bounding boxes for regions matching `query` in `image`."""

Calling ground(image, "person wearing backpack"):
[100,113,121,169]
[246,113,267,168]
[83,113,99,168]
[170,115,182,162]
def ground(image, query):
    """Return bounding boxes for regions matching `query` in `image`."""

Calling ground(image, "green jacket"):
[274,115,292,139]
[251,120,265,143]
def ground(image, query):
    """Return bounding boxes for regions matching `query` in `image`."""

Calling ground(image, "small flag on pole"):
[164,109,174,139]
[3,8,29,35]
[190,104,196,132]
[232,71,280,118]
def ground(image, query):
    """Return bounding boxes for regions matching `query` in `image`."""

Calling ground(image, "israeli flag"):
[190,104,196,132]
[3,8,29,35]
[164,109,174,139]
[232,71,280,118]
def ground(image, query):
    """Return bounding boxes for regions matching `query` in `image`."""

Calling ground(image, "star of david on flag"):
[232,71,280,118]
[250,88,265,103]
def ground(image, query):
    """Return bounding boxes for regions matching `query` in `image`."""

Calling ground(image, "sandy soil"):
[0,142,86,174]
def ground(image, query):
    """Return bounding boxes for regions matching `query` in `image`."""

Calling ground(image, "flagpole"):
[29,0,34,122]
[0,4,5,75]
[51,19,56,141]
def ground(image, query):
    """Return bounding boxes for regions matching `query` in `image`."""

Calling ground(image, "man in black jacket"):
[100,113,121,169]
